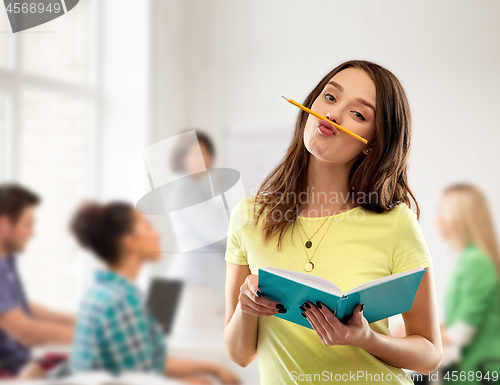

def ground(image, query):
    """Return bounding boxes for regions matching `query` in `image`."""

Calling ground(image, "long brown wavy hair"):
[253,60,419,250]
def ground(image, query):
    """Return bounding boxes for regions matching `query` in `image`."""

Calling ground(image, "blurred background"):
[0,0,499,383]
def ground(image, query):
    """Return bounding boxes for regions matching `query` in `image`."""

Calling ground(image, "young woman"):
[437,183,500,385]
[69,201,240,385]
[224,60,442,384]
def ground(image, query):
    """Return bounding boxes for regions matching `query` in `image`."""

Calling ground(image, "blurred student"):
[437,183,500,384]
[69,201,240,385]
[166,129,227,334]
[0,183,74,377]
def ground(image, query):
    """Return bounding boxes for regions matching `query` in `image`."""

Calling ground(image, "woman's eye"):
[353,111,365,120]
[324,93,336,102]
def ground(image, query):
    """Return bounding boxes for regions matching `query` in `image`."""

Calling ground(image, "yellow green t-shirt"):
[224,196,433,385]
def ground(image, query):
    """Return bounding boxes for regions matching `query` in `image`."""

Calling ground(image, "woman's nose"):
[326,111,341,125]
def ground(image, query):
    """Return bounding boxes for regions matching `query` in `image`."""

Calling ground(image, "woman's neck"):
[111,253,142,282]
[451,238,467,253]
[298,156,358,217]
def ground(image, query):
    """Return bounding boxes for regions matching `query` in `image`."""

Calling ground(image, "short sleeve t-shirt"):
[0,255,32,375]
[70,270,166,375]
[225,196,433,385]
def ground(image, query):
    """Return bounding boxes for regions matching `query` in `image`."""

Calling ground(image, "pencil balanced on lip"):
[282,96,368,145]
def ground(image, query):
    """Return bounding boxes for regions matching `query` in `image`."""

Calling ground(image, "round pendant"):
[305,240,312,248]
[304,261,314,272]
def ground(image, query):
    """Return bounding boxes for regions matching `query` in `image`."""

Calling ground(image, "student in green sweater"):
[438,183,500,385]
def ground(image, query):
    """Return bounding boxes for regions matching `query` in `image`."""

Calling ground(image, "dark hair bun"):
[70,201,135,265]
[71,203,106,249]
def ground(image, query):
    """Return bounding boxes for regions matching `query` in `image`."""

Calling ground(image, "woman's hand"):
[239,274,286,317]
[301,301,373,349]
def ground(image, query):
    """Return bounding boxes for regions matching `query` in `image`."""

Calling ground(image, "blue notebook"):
[257,267,426,329]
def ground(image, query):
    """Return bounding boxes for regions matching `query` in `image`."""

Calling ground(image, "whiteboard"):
[224,121,296,196]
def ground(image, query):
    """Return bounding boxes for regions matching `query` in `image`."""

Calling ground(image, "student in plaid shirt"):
[71,269,166,373]
[69,201,240,384]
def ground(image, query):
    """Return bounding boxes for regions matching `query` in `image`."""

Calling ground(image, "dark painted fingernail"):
[315,301,322,309]
[360,304,365,312]
[255,291,261,297]
[299,305,306,311]
[300,312,307,318]
[278,308,287,313]
[276,303,284,309]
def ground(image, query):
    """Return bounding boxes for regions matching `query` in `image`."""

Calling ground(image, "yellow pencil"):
[282,96,368,144]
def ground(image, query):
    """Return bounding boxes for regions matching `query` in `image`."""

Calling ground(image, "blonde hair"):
[440,183,500,280]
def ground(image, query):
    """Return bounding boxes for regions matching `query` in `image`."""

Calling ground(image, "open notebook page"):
[262,267,343,296]
[262,266,423,298]
[344,267,423,295]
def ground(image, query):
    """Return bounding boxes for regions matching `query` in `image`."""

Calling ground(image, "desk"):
[166,332,261,385]
[34,338,457,385]
[31,336,260,384]
[32,345,71,358]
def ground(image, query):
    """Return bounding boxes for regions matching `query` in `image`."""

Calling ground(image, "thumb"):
[352,303,364,324]
[247,274,261,297]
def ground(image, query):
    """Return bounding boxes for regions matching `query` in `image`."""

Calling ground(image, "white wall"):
[99,0,151,201]
[76,0,152,295]
[150,0,500,322]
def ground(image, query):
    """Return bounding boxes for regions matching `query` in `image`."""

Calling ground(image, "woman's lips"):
[317,120,338,136]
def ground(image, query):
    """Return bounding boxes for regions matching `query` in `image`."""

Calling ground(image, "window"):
[0,0,98,312]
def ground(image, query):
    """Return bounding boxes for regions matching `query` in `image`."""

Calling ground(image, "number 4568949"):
[444,370,498,382]
[5,3,62,14]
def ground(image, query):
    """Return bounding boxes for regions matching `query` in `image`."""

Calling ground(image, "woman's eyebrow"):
[327,80,343,91]
[356,98,375,113]
[327,81,375,113]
